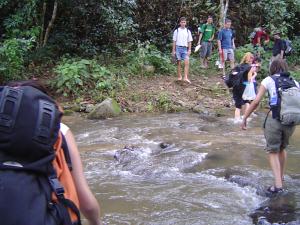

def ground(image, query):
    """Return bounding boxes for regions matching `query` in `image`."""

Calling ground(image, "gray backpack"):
[271,74,300,125]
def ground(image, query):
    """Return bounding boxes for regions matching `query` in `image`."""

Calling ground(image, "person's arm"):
[280,40,284,58]
[232,38,236,49]
[187,30,192,56]
[280,49,284,59]
[241,85,267,129]
[172,30,177,56]
[217,30,222,52]
[198,33,203,45]
[172,41,176,56]
[257,36,261,46]
[209,32,215,42]
[65,130,101,225]
[247,66,256,81]
[188,41,192,56]
[264,32,270,44]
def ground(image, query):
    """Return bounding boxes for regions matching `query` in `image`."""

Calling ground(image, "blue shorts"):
[176,46,189,61]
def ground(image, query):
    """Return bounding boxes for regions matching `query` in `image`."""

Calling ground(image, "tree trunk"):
[219,0,229,28]
[39,1,47,47]
[43,0,58,47]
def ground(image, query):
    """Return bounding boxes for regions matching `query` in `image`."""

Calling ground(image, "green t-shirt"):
[199,24,215,42]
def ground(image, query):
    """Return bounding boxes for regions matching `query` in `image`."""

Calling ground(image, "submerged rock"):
[225,173,300,225]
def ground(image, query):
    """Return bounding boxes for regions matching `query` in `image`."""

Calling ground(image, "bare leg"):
[204,58,208,68]
[201,58,205,68]
[177,61,182,80]
[230,60,235,69]
[279,149,287,183]
[184,59,190,83]
[234,107,241,119]
[269,152,283,188]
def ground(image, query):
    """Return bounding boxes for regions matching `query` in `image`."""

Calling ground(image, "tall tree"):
[219,0,229,27]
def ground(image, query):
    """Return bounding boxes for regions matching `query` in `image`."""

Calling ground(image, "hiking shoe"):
[266,186,283,197]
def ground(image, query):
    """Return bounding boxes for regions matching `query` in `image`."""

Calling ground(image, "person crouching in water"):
[242,59,299,194]
[232,52,255,123]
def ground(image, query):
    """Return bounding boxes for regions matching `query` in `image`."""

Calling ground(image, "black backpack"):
[0,86,81,225]
[224,64,251,88]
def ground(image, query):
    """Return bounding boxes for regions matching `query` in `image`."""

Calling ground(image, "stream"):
[63,112,300,225]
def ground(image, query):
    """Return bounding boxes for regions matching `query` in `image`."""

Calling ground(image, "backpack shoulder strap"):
[52,132,81,225]
[270,75,280,91]
[61,134,72,171]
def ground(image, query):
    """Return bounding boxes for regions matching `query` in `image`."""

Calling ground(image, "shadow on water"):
[64,112,300,225]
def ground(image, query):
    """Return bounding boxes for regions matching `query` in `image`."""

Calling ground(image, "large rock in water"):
[87,98,121,119]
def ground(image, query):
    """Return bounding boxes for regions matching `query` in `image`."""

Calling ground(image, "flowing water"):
[63,112,300,225]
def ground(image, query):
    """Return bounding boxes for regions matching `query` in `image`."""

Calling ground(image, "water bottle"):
[269,89,278,106]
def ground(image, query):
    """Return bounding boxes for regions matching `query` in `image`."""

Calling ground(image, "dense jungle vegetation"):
[0,0,300,103]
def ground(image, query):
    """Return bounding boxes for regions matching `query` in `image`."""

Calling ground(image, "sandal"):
[266,186,283,196]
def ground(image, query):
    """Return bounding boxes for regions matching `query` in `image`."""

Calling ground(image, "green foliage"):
[156,93,175,112]
[0,37,34,82]
[51,57,127,98]
[3,0,40,39]
[286,37,300,65]
[291,70,300,81]
[126,42,175,76]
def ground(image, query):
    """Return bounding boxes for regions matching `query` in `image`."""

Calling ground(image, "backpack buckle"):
[48,177,65,196]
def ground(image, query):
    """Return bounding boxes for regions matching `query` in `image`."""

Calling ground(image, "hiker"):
[60,122,101,225]
[242,59,299,195]
[197,15,215,69]
[172,17,193,83]
[0,80,101,225]
[270,31,285,63]
[217,18,236,72]
[231,52,254,123]
[252,27,270,48]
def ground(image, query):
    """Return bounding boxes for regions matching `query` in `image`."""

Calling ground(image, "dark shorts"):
[264,116,296,153]
[232,86,246,109]
[200,41,212,58]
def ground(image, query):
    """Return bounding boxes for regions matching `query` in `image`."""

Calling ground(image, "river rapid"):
[63,112,300,225]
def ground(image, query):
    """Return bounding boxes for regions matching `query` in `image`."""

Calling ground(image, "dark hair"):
[7,80,49,95]
[225,18,231,24]
[7,79,64,114]
[269,59,289,75]
[179,17,187,22]
[253,56,262,63]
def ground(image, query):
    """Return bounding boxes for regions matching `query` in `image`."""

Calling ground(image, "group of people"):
[172,16,299,196]
[172,16,236,82]
[172,16,288,82]
[0,16,297,225]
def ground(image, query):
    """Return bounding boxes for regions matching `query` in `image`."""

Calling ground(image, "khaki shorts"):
[264,116,296,153]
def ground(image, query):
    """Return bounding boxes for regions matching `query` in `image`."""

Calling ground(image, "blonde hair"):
[240,52,253,64]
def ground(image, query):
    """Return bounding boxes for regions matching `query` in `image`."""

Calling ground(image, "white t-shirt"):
[60,123,69,136]
[173,27,193,47]
[261,74,300,102]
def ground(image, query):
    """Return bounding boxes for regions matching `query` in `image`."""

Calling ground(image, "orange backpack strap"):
[51,132,81,225]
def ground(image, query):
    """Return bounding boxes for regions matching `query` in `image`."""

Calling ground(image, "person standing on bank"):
[197,15,215,69]
[217,19,235,72]
[172,17,193,83]
[241,59,299,195]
